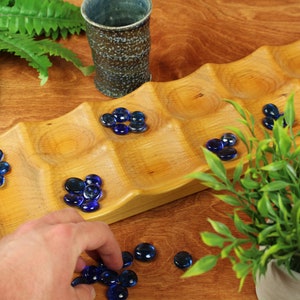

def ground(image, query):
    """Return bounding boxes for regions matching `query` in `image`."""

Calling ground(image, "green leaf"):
[216,194,241,206]
[260,161,287,172]
[259,181,290,192]
[272,122,292,156]
[208,218,233,238]
[202,147,228,183]
[232,159,244,184]
[201,232,226,248]
[257,193,276,218]
[284,92,295,127]
[181,255,219,278]
[240,177,260,189]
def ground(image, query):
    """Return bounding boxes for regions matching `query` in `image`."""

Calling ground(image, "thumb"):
[74,284,96,300]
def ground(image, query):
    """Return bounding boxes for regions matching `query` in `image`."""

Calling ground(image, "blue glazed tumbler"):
[81,0,152,98]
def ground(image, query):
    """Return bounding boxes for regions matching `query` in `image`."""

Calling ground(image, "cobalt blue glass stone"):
[118,270,138,287]
[71,276,89,287]
[174,251,193,269]
[107,285,128,300]
[112,107,131,122]
[85,174,102,186]
[217,147,238,161]
[134,242,156,262]
[262,116,274,130]
[101,113,117,127]
[112,123,130,135]
[0,149,3,161]
[130,111,145,124]
[128,122,148,133]
[65,177,85,194]
[0,161,10,176]
[81,265,100,283]
[64,193,85,207]
[262,103,280,119]
[80,200,100,212]
[206,138,224,153]
[83,184,102,201]
[0,175,5,187]
[220,133,237,147]
[99,270,119,286]
[122,251,134,268]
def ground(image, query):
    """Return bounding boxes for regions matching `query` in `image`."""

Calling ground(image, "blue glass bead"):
[83,184,103,201]
[112,123,129,135]
[99,270,119,286]
[85,174,102,186]
[80,200,100,212]
[0,161,10,176]
[130,111,146,124]
[206,138,224,153]
[122,251,134,268]
[0,150,3,161]
[262,103,280,119]
[65,177,85,194]
[129,122,148,133]
[112,107,131,122]
[64,193,85,207]
[217,147,238,161]
[119,270,138,287]
[0,175,5,187]
[101,113,117,127]
[71,276,89,287]
[221,133,237,147]
[134,242,156,262]
[174,251,193,269]
[262,116,274,130]
[106,285,128,300]
[81,265,100,283]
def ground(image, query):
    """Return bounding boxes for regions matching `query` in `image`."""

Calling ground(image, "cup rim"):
[81,0,152,31]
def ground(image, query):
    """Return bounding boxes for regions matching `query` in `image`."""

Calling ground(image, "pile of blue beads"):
[72,242,157,300]
[100,107,148,135]
[262,103,286,130]
[206,133,238,161]
[63,174,103,213]
[0,149,11,187]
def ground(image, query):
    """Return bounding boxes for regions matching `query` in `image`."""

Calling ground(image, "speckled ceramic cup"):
[81,0,152,98]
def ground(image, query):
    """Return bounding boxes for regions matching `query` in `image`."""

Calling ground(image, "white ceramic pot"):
[256,260,300,300]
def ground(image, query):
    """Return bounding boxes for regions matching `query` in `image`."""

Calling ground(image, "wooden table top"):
[2,0,300,299]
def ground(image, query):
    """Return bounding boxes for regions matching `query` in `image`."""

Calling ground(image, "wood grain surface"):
[2,0,300,299]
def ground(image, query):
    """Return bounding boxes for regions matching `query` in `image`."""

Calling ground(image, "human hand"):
[0,208,122,300]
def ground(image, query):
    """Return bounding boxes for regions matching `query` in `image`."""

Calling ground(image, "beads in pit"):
[206,133,238,161]
[63,174,103,212]
[0,149,11,187]
[100,107,148,135]
[262,103,286,130]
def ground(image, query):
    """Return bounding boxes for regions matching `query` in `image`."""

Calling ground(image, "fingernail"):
[91,286,96,299]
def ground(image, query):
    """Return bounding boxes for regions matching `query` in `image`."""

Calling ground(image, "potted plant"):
[182,93,300,299]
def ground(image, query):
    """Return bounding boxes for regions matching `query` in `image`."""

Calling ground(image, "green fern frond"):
[0,31,52,84]
[0,0,85,39]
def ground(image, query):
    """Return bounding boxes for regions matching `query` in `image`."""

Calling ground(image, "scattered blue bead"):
[122,251,134,268]
[262,103,280,119]
[206,138,224,153]
[221,133,237,147]
[65,177,85,194]
[262,116,274,130]
[100,270,119,286]
[80,200,100,213]
[134,242,156,262]
[174,251,193,269]
[112,123,130,135]
[64,193,85,207]
[118,270,138,287]
[112,107,131,122]
[83,184,103,201]
[101,113,117,127]
[217,147,238,161]
[0,150,3,161]
[0,175,5,187]
[129,122,148,133]
[130,111,145,124]
[71,276,89,287]
[0,161,10,176]
[85,174,102,186]
[107,285,128,300]
[81,265,100,283]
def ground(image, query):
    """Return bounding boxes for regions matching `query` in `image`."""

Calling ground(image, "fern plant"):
[0,0,94,84]
[182,93,300,290]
